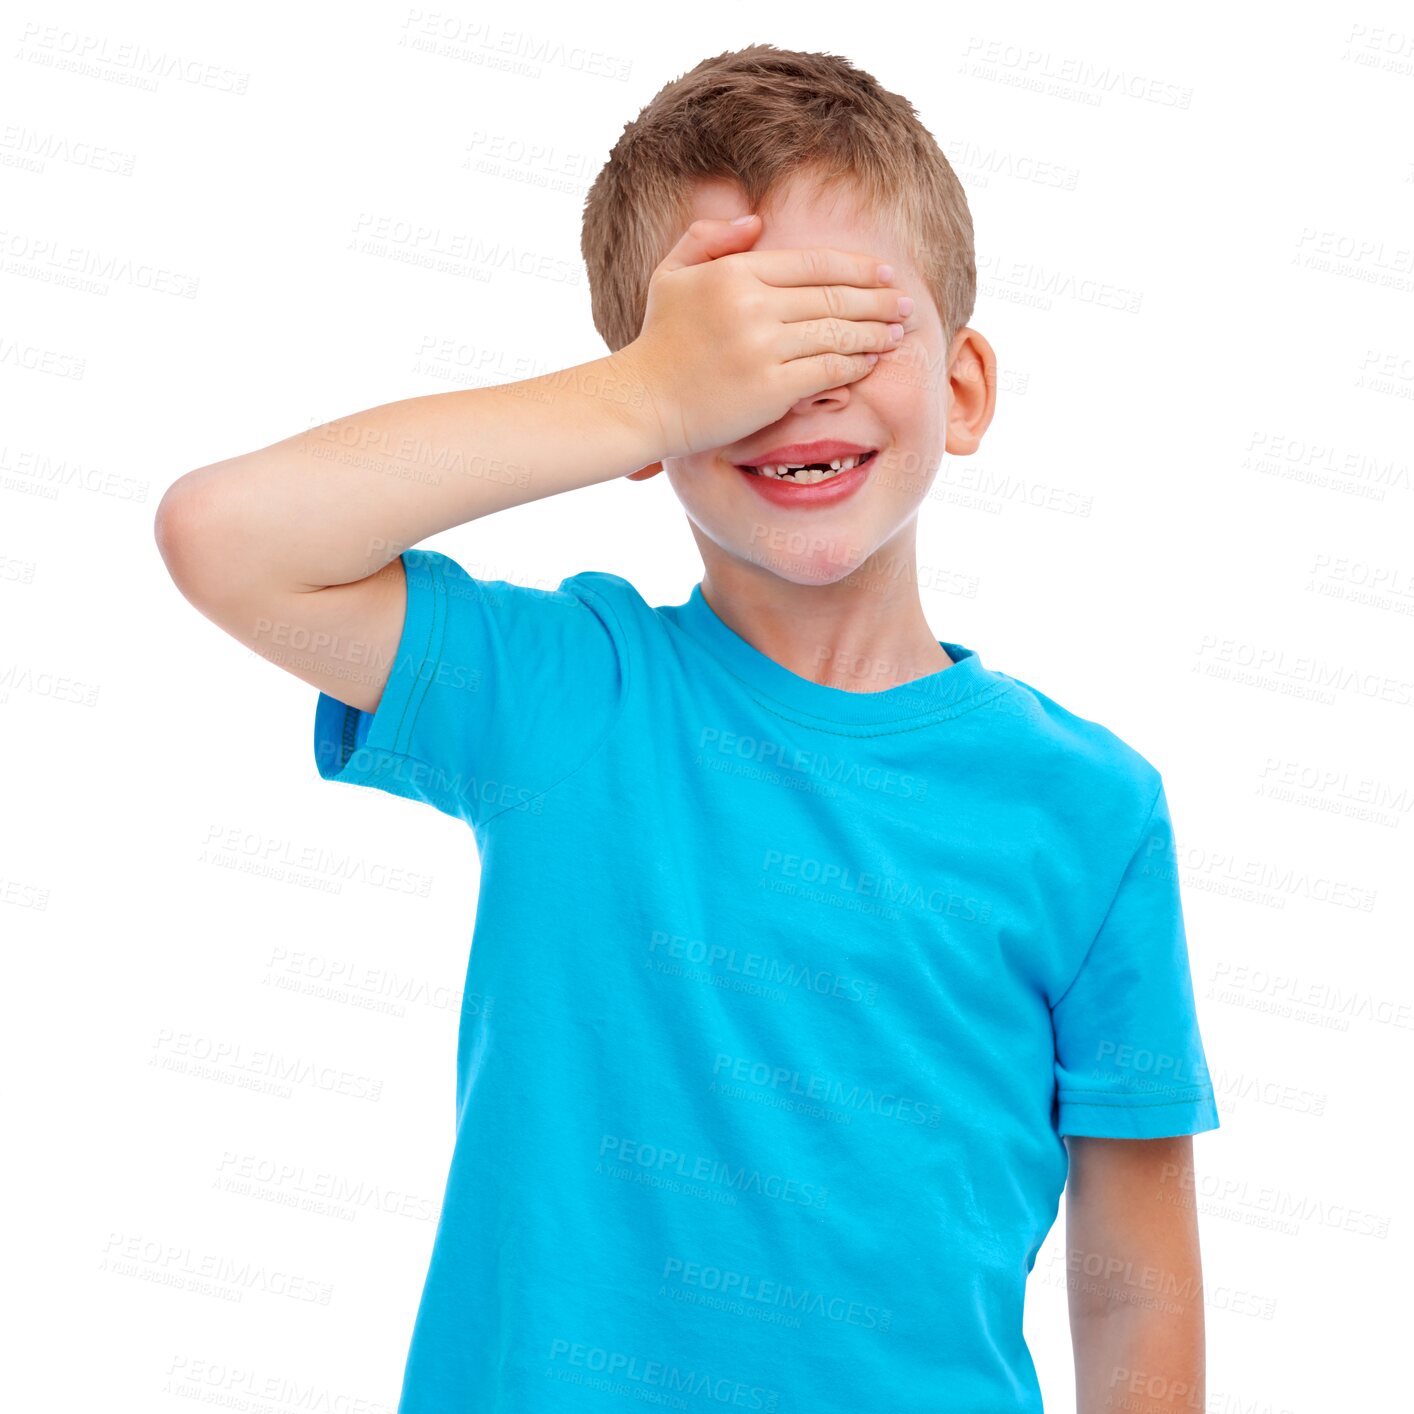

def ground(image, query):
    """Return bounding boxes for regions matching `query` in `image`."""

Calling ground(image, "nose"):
[789,380,855,415]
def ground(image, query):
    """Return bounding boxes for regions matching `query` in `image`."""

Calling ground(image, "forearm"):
[1072,1303,1205,1414]
[161,351,656,594]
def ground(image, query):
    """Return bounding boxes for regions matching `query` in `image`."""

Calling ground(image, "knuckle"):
[737,325,768,363]
[736,284,766,321]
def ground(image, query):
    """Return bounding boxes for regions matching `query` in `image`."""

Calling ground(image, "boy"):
[156,44,1219,1414]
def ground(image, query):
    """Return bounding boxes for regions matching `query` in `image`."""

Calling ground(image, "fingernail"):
[888,323,904,340]
[865,353,880,364]
[730,213,755,225]
[897,296,914,317]
[876,263,894,283]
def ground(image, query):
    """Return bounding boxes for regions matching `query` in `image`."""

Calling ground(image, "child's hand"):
[613,215,908,462]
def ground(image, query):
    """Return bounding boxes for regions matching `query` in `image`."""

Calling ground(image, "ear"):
[626,462,664,481]
[945,327,998,457]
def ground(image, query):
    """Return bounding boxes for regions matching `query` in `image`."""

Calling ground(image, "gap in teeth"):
[747,453,870,483]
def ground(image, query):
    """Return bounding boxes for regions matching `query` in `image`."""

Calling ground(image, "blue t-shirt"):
[313,548,1219,1414]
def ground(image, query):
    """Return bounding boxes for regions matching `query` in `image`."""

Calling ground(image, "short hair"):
[581,44,976,356]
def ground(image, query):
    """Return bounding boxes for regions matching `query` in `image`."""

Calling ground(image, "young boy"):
[156,45,1219,1414]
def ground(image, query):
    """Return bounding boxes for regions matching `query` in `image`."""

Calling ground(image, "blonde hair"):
[581,44,976,355]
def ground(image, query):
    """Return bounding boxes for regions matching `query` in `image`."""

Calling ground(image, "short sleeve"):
[1051,778,1220,1139]
[312,548,625,829]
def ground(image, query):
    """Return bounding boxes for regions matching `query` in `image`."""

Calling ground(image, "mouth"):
[734,449,879,484]
[732,449,878,509]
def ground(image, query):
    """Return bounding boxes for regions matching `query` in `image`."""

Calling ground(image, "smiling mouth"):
[735,450,878,484]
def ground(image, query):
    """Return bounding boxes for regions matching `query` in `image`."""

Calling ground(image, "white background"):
[4,2,1411,1409]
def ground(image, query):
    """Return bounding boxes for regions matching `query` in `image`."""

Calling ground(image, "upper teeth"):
[749,454,869,483]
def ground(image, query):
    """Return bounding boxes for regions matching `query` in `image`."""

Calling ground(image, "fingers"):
[771,282,911,326]
[744,246,896,291]
[656,214,761,274]
[748,252,910,354]
[779,351,882,402]
[777,316,906,363]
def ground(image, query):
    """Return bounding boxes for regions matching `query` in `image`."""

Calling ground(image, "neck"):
[697,540,954,694]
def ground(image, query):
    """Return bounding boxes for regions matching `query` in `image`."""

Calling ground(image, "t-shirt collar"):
[672,581,1012,731]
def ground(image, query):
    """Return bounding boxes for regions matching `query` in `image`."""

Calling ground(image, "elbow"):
[154,470,227,600]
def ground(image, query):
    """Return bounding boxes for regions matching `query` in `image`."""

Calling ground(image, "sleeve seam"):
[331,741,474,826]
[1049,772,1165,1013]
[319,551,466,825]
[1058,1089,1213,1109]
[382,548,448,760]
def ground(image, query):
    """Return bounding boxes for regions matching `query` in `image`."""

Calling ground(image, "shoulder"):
[400,552,632,683]
[981,662,1165,828]
[405,551,638,629]
[555,568,647,612]
[553,567,678,644]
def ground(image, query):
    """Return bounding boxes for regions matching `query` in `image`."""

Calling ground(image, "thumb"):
[656,214,759,275]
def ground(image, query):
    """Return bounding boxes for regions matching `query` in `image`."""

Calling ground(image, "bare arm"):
[152,220,905,712]
[156,354,657,598]
[1065,1134,1208,1414]
[151,353,657,713]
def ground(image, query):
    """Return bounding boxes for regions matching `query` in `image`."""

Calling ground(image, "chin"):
[735,541,875,587]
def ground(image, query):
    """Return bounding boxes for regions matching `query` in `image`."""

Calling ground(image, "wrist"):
[602,343,678,468]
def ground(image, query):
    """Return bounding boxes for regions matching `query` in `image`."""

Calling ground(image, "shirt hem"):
[1057,1090,1220,1139]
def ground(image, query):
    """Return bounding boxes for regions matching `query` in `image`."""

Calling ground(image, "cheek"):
[868,342,948,480]
[869,347,937,427]
[665,456,709,485]
[667,458,733,511]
